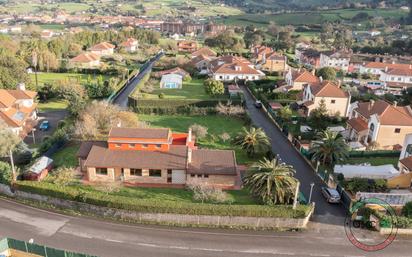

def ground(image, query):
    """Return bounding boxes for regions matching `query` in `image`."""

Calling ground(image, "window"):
[331,100,336,104]
[191,174,195,177]
[129,144,135,148]
[96,168,108,175]
[149,169,162,177]
[204,174,209,178]
[130,168,142,176]
[395,128,401,133]
[167,169,172,175]
[155,144,162,149]
[142,144,148,148]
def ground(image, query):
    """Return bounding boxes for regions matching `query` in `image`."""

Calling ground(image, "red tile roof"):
[70,52,100,63]
[109,127,170,140]
[364,62,412,70]
[191,47,217,57]
[90,42,115,51]
[356,100,412,126]
[347,117,368,132]
[120,38,138,47]
[188,149,237,175]
[400,156,412,171]
[310,81,348,98]
[292,70,319,83]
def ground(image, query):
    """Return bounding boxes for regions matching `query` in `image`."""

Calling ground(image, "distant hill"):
[221,0,409,12]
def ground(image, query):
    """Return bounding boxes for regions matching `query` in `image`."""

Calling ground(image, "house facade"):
[295,48,321,68]
[347,100,412,149]
[89,42,115,55]
[379,68,412,91]
[284,69,319,91]
[319,51,352,72]
[0,84,38,138]
[78,127,238,188]
[120,38,138,53]
[359,62,412,75]
[301,80,350,117]
[209,55,265,82]
[177,40,198,52]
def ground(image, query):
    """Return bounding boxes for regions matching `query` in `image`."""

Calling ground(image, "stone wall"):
[0,184,313,230]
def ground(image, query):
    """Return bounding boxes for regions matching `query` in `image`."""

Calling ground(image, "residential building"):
[347,100,412,149]
[252,46,287,74]
[78,127,238,188]
[160,74,183,89]
[154,67,189,79]
[120,38,138,53]
[252,45,273,62]
[0,84,38,138]
[379,67,412,91]
[295,48,321,68]
[359,62,412,75]
[188,54,213,72]
[89,42,115,55]
[191,47,217,58]
[40,29,54,39]
[209,55,265,82]
[301,80,350,117]
[69,52,100,69]
[319,51,352,72]
[398,133,412,174]
[285,69,320,91]
[177,40,198,52]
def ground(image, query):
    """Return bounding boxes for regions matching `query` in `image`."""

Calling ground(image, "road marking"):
[105,239,123,243]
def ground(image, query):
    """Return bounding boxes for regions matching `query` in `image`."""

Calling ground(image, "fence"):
[336,184,352,210]
[0,238,97,257]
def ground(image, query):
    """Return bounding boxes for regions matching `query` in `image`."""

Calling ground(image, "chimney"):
[370,99,375,110]
[394,101,398,107]
[385,66,388,72]
[235,65,241,71]
[188,128,192,143]
[17,83,25,91]
[187,148,192,164]
[319,76,323,83]
[337,80,342,87]
[262,52,266,63]
[311,69,315,75]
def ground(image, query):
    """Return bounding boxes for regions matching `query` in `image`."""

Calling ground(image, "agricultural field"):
[222,8,408,27]
[5,2,91,14]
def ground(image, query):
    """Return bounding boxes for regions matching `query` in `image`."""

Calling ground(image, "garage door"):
[172,170,186,184]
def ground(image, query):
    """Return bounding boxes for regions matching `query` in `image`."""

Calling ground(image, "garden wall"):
[0,184,313,230]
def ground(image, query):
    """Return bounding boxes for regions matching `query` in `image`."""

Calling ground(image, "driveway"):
[241,86,345,221]
[24,110,68,145]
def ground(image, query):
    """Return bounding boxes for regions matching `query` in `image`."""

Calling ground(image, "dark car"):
[39,120,50,131]
[321,187,341,204]
[254,100,263,108]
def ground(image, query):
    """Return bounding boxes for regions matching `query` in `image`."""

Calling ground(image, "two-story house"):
[0,84,37,138]
[209,55,265,82]
[120,38,138,53]
[379,68,412,92]
[319,51,352,72]
[284,69,320,91]
[295,48,321,69]
[359,62,412,76]
[89,42,115,55]
[69,52,101,69]
[78,127,239,189]
[177,40,198,52]
[347,100,412,149]
[301,80,350,117]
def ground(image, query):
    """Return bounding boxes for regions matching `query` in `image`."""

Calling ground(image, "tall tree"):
[244,157,298,205]
[234,127,271,157]
[310,130,349,168]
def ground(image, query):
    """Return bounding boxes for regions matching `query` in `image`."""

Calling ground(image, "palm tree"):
[244,158,298,205]
[310,130,349,167]
[233,127,271,157]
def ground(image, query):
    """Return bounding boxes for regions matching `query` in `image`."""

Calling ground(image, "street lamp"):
[308,182,315,203]
[31,128,36,145]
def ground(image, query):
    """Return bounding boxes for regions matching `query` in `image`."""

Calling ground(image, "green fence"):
[0,238,98,257]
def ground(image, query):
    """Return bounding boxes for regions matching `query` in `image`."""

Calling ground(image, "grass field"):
[37,100,68,112]
[143,79,228,100]
[222,8,408,27]
[139,114,257,165]
[8,2,91,13]
[51,144,80,168]
[345,157,399,167]
[30,72,111,87]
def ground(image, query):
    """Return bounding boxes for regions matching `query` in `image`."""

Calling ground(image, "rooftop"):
[109,127,170,140]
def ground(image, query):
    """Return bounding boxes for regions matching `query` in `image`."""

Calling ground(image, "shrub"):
[15,181,311,218]
[187,180,231,204]
[204,79,224,96]
[189,124,208,139]
[45,167,76,186]
[0,161,12,185]
[402,202,412,218]
[219,132,231,142]
[158,93,165,99]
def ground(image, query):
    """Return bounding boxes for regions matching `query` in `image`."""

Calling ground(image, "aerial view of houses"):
[1,0,412,256]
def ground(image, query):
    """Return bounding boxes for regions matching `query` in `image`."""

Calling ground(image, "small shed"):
[24,156,53,181]
[228,84,242,97]
[268,102,282,111]
[160,74,183,89]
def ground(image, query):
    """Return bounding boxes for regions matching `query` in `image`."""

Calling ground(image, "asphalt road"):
[241,86,345,221]
[112,52,164,107]
[0,198,410,257]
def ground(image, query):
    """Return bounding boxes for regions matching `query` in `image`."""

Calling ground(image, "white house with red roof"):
[120,38,138,53]
[208,55,265,82]
[69,52,101,69]
[359,62,412,75]
[380,67,412,92]
[0,84,38,138]
[89,42,115,55]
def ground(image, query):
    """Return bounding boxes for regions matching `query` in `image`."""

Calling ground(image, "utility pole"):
[308,182,315,203]
[293,181,300,210]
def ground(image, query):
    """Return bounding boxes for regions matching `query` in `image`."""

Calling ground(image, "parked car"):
[39,120,50,131]
[254,100,262,108]
[321,187,341,203]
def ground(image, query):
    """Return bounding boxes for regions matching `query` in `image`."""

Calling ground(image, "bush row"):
[348,150,401,158]
[15,182,311,219]
[129,98,242,109]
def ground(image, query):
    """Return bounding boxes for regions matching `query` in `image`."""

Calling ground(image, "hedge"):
[15,182,311,219]
[128,98,242,109]
[348,150,401,158]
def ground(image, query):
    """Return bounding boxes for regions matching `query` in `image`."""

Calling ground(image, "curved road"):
[0,198,410,257]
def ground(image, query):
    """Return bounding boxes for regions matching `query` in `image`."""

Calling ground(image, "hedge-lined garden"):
[15,181,311,218]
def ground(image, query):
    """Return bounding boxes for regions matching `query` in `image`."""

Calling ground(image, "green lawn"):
[139,114,257,165]
[345,157,399,167]
[142,79,228,100]
[30,72,102,87]
[52,144,80,168]
[37,100,68,112]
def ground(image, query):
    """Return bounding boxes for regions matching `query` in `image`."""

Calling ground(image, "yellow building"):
[301,80,350,117]
[285,69,320,91]
[347,100,412,150]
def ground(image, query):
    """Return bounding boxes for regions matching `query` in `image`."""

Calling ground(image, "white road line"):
[105,239,123,243]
